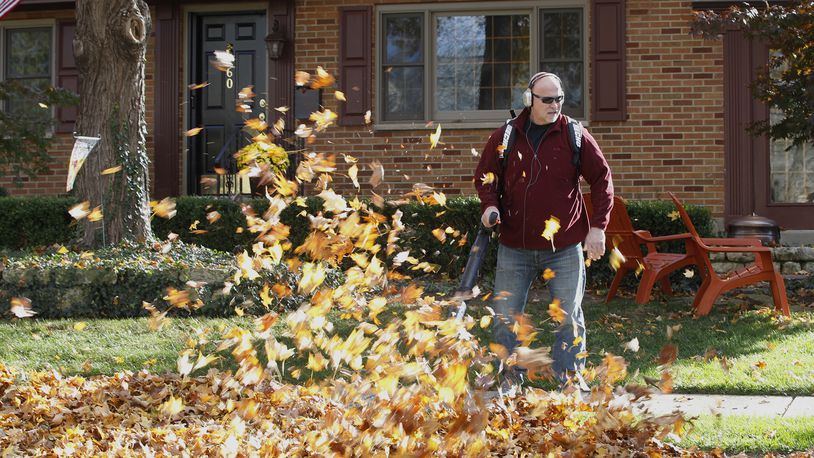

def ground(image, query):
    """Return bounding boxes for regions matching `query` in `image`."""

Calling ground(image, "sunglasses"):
[531,93,564,104]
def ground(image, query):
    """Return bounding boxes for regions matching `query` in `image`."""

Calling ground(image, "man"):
[474,72,614,392]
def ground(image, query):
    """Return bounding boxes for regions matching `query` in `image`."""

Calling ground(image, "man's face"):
[529,76,564,124]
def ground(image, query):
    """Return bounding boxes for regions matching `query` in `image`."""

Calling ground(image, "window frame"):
[375,0,588,129]
[0,19,56,115]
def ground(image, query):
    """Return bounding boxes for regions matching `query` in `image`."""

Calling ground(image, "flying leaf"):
[206,210,221,224]
[101,165,122,175]
[609,246,626,271]
[369,160,384,188]
[245,118,268,132]
[150,197,177,219]
[177,352,194,376]
[311,66,335,89]
[334,91,346,101]
[348,164,360,189]
[668,210,680,221]
[309,109,338,131]
[548,299,566,323]
[471,148,479,156]
[683,269,695,278]
[429,124,442,149]
[480,172,496,185]
[87,207,103,222]
[658,344,678,366]
[238,85,255,100]
[294,124,313,138]
[188,82,210,90]
[210,50,234,71]
[542,268,556,280]
[10,297,36,318]
[364,110,372,124]
[635,260,645,277]
[185,127,203,137]
[295,71,310,86]
[623,337,640,352]
[159,396,185,418]
[69,201,91,220]
[541,216,561,249]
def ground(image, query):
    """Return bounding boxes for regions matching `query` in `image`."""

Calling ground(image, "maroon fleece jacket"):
[474,108,614,250]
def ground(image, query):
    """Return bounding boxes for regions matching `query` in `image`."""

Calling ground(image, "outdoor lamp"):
[265,19,286,60]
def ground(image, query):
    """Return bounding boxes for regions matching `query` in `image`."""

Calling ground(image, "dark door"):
[189,12,266,195]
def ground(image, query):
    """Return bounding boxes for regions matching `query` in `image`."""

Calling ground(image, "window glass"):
[4,27,52,116]
[435,14,530,112]
[378,5,586,122]
[770,109,814,203]
[382,14,424,121]
[540,9,583,118]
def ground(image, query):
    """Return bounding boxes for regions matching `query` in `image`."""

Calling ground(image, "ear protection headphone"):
[522,72,563,107]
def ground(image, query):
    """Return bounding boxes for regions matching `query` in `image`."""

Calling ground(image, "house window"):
[378,2,586,124]
[3,26,53,117]
[770,109,814,203]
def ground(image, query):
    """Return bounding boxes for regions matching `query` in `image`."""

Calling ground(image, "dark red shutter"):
[56,20,77,133]
[591,0,626,121]
[338,6,371,126]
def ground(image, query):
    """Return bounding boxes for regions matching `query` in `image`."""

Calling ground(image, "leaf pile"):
[0,360,702,456]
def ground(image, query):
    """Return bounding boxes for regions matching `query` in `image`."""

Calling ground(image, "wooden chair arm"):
[634,231,692,243]
[701,237,762,247]
[700,244,773,253]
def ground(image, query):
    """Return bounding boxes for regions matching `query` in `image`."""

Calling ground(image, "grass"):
[1,281,813,395]
[673,415,814,455]
[0,316,253,376]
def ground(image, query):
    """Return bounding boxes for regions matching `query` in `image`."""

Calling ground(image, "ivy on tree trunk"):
[74,0,153,247]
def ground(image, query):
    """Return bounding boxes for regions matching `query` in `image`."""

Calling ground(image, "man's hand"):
[584,227,606,261]
[481,206,501,228]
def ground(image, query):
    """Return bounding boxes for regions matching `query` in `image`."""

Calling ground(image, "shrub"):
[0,242,340,319]
[0,196,78,249]
[1,194,714,292]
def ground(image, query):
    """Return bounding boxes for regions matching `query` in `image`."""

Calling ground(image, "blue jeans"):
[491,243,586,381]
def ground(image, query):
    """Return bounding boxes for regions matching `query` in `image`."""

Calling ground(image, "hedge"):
[0,242,343,319]
[1,194,714,294]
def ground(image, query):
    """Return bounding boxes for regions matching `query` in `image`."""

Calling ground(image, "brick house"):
[0,0,811,232]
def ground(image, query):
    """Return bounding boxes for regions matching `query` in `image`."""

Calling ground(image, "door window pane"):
[382,14,424,120]
[435,14,530,112]
[770,109,814,202]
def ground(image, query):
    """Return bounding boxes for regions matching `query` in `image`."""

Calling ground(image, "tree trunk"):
[74,0,153,247]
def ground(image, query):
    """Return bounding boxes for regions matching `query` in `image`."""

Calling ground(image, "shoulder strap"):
[498,116,518,172]
[565,115,583,169]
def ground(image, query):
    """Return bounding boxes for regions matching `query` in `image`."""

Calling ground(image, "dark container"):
[726,215,781,245]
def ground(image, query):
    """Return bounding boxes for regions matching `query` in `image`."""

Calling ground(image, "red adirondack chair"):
[584,193,697,304]
[667,192,790,317]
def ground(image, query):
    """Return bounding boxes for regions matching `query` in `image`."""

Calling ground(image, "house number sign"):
[225,43,234,89]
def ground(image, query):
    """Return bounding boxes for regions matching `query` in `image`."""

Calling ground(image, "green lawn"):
[673,415,814,455]
[2,284,813,395]
[463,288,814,395]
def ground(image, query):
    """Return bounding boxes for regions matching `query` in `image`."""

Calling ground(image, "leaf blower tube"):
[454,211,498,300]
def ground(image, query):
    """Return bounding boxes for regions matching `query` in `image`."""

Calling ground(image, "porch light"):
[265,19,286,60]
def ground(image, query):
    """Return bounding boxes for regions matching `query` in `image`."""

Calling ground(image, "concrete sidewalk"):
[635,393,814,418]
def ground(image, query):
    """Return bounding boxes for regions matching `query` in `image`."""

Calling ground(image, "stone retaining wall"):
[709,247,814,275]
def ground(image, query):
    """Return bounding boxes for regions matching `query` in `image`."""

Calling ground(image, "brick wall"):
[1,0,726,218]
[0,7,157,198]
[295,0,725,215]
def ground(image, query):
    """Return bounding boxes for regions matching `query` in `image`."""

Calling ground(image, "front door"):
[189,12,266,196]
